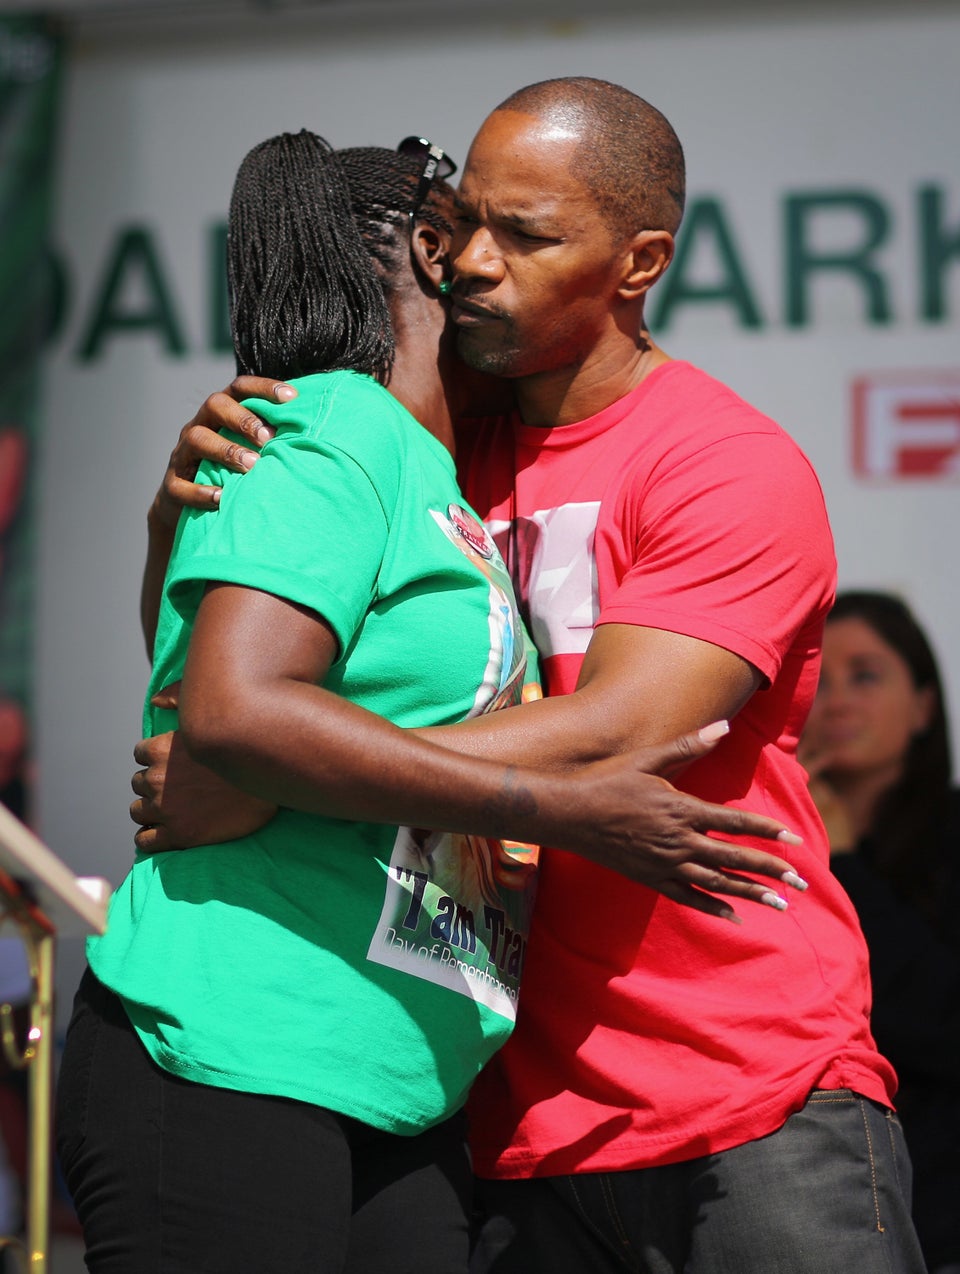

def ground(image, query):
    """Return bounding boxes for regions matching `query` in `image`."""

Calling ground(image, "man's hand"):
[149,376,296,532]
[130,728,277,852]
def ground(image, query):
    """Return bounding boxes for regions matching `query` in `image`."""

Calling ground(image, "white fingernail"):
[777,829,803,847]
[781,870,808,891]
[760,891,788,911]
[698,720,730,744]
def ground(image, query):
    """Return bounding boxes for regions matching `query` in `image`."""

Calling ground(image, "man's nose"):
[452,228,503,282]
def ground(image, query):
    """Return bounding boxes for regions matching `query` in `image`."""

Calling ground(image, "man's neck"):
[514,340,670,429]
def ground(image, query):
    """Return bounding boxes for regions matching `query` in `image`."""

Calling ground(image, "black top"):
[832,788,960,1268]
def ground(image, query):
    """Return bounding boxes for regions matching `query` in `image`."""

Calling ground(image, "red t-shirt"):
[459,360,897,1179]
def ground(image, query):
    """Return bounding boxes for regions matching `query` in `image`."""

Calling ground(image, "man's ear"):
[410,222,450,295]
[618,229,675,302]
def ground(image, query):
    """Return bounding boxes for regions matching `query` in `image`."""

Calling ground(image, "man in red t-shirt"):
[441,78,921,1274]
[136,84,923,1273]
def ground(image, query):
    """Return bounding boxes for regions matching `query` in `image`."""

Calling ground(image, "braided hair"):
[227,130,394,383]
[337,145,455,299]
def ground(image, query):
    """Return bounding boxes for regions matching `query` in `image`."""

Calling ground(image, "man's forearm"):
[417,692,609,772]
[140,503,177,659]
[418,624,762,773]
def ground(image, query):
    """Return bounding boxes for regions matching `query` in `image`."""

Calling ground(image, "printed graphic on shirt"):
[367,504,539,1020]
[488,501,601,660]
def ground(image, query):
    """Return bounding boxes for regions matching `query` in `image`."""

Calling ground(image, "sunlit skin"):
[802,616,935,850]
[449,110,674,428]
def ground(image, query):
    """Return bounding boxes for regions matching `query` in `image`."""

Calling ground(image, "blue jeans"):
[471,1090,927,1273]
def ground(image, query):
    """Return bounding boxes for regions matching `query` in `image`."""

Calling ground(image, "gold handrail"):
[0,887,54,1274]
[0,801,110,1274]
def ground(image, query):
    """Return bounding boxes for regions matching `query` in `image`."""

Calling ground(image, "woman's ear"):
[410,222,450,296]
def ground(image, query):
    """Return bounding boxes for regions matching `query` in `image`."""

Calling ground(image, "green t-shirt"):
[89,371,538,1134]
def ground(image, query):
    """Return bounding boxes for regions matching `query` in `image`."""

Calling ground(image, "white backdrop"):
[36,3,960,1012]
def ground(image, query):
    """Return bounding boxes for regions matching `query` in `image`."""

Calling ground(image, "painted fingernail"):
[698,720,730,744]
[760,891,788,911]
[781,870,808,891]
[274,383,297,401]
[776,829,803,847]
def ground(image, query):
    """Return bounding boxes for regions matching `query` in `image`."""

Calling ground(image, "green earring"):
[438,280,452,295]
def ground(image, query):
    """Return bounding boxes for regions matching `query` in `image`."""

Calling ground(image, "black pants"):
[56,969,472,1273]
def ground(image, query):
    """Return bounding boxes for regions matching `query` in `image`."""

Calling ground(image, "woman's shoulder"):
[251,371,420,457]
[258,370,396,430]
[248,371,452,499]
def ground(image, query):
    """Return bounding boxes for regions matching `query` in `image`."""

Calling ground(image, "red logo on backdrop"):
[852,373,960,480]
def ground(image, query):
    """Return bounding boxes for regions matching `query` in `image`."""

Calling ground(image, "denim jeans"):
[472,1090,927,1273]
[56,969,473,1274]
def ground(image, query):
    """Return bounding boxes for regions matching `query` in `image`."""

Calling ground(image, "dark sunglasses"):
[397,136,457,224]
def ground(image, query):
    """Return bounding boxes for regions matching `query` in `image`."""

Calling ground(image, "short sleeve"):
[597,429,836,681]
[167,428,390,660]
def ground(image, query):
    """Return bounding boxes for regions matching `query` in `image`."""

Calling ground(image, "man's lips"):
[450,295,502,325]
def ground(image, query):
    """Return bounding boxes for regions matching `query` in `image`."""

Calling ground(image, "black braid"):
[337,146,454,298]
[227,130,394,383]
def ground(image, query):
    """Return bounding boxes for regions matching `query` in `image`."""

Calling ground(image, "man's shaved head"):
[493,77,685,239]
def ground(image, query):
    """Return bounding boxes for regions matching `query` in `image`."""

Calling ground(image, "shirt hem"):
[470,1067,895,1179]
[143,1031,461,1137]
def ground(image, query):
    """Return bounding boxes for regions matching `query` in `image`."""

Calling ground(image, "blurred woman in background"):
[803,590,960,1274]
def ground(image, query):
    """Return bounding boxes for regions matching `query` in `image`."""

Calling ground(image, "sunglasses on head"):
[397,136,457,225]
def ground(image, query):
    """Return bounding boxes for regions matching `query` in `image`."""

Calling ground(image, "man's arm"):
[416,623,760,771]
[139,378,287,657]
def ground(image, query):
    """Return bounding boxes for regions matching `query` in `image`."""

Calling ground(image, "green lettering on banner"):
[784,190,892,326]
[50,183,952,357]
[918,184,960,321]
[208,221,232,355]
[650,197,763,331]
[77,225,187,359]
